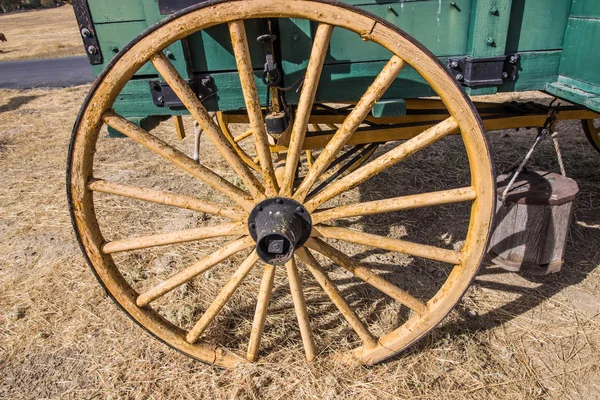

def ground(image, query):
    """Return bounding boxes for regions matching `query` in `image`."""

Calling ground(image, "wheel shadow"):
[0,95,39,113]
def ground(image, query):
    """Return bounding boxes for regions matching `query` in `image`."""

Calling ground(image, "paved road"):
[0,55,95,89]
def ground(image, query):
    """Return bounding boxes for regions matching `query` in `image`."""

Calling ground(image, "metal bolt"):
[110,46,119,53]
[295,206,304,214]
[485,37,495,46]
[502,72,509,79]
[450,60,459,68]
[87,46,98,55]
[250,223,256,230]
[510,55,519,64]
[292,32,300,41]
[455,74,464,81]
[80,28,91,38]
[257,206,263,212]
[276,198,284,205]
[201,77,211,87]
[165,50,175,60]
[149,81,160,91]
[489,6,498,15]
[157,95,165,104]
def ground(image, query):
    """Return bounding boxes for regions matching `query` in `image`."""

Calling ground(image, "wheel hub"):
[248,197,312,265]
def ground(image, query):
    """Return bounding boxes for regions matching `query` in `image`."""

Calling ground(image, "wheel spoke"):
[229,20,279,196]
[296,248,377,348]
[247,263,276,362]
[150,52,266,200]
[313,225,463,265]
[305,116,459,212]
[312,187,477,224]
[88,178,245,220]
[103,111,254,211]
[293,56,406,202]
[187,251,259,343]
[136,236,254,307]
[234,129,254,143]
[216,112,261,172]
[281,24,334,196]
[102,222,246,254]
[285,258,317,361]
[306,238,427,315]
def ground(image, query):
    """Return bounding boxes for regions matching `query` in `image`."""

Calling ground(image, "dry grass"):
[0,5,83,61]
[1,86,599,399]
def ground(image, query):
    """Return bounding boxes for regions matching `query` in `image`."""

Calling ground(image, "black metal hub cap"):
[248,197,312,265]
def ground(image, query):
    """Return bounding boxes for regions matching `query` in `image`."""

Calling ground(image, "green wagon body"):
[74,0,600,119]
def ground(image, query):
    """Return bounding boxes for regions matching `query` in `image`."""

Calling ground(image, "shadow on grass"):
[0,95,39,113]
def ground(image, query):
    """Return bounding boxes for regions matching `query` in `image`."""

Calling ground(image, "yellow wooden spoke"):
[246,263,276,362]
[306,238,427,315]
[305,116,459,212]
[136,237,254,307]
[88,178,244,220]
[229,20,279,196]
[285,258,317,361]
[280,24,334,196]
[313,225,463,265]
[312,187,477,224]
[102,222,246,254]
[150,52,266,200]
[102,111,254,211]
[293,56,406,202]
[296,248,377,348]
[216,112,261,172]
[187,251,259,343]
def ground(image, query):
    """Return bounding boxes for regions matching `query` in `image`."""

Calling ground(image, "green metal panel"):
[505,0,572,52]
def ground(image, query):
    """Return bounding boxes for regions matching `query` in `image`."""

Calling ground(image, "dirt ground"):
[0,86,599,399]
[0,5,83,61]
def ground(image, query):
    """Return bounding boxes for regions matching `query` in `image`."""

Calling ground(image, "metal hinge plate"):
[149,75,216,108]
[71,0,103,65]
[447,54,520,87]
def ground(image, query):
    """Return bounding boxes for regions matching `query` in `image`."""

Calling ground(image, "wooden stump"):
[488,170,579,275]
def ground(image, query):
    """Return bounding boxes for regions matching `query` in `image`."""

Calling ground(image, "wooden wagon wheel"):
[582,119,600,153]
[67,0,494,367]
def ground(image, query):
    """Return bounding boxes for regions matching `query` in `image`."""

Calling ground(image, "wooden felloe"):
[488,170,579,275]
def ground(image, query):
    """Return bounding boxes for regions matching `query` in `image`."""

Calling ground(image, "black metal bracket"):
[447,54,520,87]
[149,75,216,108]
[72,0,103,65]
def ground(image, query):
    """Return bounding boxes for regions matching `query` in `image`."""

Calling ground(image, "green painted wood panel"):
[505,0,572,52]
[569,0,600,18]
[336,1,471,59]
[186,20,273,73]
[110,49,561,117]
[467,0,512,57]
[87,0,146,24]
[559,17,600,87]
[91,22,188,78]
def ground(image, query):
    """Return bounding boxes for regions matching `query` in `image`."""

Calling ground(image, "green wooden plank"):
[505,0,572,52]
[569,0,600,18]
[91,23,189,78]
[559,17,600,88]
[87,0,146,24]
[467,0,512,58]
[546,81,600,113]
[498,50,562,92]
